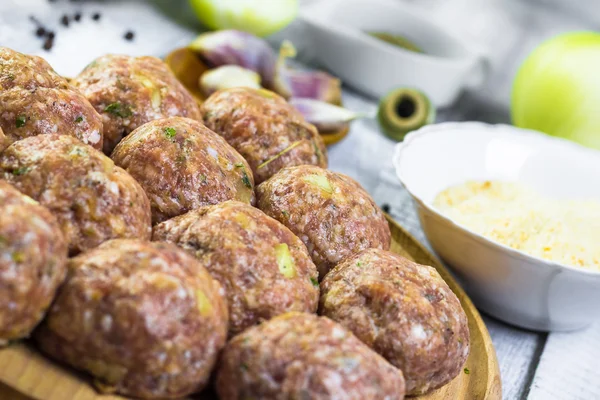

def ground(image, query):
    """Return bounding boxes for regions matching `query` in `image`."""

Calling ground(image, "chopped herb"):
[129,201,133,207]
[115,77,127,91]
[199,174,207,183]
[104,102,132,118]
[312,140,321,162]
[356,261,362,267]
[75,116,84,123]
[234,162,244,168]
[0,235,6,245]
[282,210,289,217]
[463,368,470,375]
[7,73,15,81]
[85,60,98,70]
[310,277,319,287]
[257,141,302,170]
[241,171,252,189]
[12,166,29,176]
[12,251,25,263]
[175,155,186,163]
[16,114,26,128]
[164,127,177,139]
[69,147,86,157]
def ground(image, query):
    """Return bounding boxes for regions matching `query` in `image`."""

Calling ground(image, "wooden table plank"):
[528,324,600,400]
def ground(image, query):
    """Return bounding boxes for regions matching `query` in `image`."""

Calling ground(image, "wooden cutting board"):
[0,216,501,400]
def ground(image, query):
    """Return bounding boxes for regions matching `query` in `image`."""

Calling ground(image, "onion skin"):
[512,32,600,150]
[189,30,277,88]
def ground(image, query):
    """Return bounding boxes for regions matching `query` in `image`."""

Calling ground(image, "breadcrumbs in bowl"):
[434,181,600,272]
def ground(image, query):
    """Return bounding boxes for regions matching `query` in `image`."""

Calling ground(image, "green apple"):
[189,0,298,37]
[512,32,600,150]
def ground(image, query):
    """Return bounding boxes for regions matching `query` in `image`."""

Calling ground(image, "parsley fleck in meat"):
[104,102,132,118]
[241,171,252,189]
[12,167,29,176]
[16,114,26,128]
[164,127,177,139]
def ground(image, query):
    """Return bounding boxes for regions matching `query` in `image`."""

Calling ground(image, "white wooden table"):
[2,1,599,399]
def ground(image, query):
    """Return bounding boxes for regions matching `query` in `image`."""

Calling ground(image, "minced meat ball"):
[0,181,67,346]
[216,312,405,400]
[0,47,103,150]
[256,165,391,278]
[112,117,254,224]
[319,248,470,395]
[0,134,151,255]
[72,54,202,154]
[35,239,228,399]
[201,87,327,184]
[153,201,319,336]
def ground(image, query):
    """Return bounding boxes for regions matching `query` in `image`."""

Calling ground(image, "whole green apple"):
[512,32,600,150]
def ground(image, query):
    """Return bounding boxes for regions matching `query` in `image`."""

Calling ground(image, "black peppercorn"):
[43,37,54,51]
[124,31,135,41]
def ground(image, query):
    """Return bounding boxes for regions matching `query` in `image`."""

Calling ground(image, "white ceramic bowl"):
[393,122,600,331]
[298,0,488,107]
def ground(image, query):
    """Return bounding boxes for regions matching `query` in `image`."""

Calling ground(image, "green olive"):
[377,88,435,141]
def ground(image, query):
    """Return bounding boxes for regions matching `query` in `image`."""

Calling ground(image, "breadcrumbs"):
[434,181,600,271]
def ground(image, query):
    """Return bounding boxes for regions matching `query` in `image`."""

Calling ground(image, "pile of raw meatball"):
[0,47,469,400]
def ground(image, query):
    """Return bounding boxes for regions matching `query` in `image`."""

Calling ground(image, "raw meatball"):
[72,54,202,154]
[256,165,391,278]
[35,239,228,399]
[153,201,320,336]
[216,312,405,400]
[0,181,67,345]
[0,47,103,150]
[201,87,327,184]
[0,134,151,255]
[319,249,470,395]
[112,117,254,224]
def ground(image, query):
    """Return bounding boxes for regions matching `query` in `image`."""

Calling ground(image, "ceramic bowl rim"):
[393,121,600,278]
[298,0,475,65]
